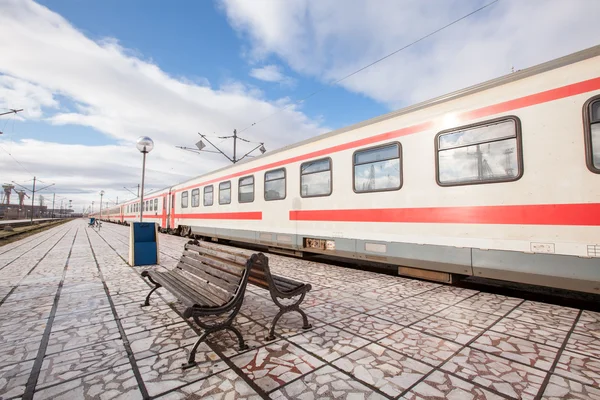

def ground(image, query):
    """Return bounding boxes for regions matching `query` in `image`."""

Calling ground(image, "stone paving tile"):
[490,318,567,348]
[0,305,53,323]
[51,307,116,332]
[0,319,47,343]
[0,335,42,367]
[393,297,450,314]
[357,285,409,303]
[46,321,121,355]
[120,306,184,335]
[231,340,324,393]
[114,301,173,320]
[441,347,546,400]
[138,345,227,397]
[155,369,261,400]
[288,324,370,362]
[0,360,35,399]
[436,305,500,329]
[332,343,432,398]
[540,373,600,400]
[507,301,578,331]
[333,314,403,341]
[367,304,428,326]
[128,322,198,360]
[455,292,523,316]
[401,370,505,400]
[413,286,479,305]
[566,332,600,358]
[4,289,56,303]
[574,311,600,339]
[33,363,142,400]
[305,303,361,324]
[37,339,130,388]
[378,327,462,367]
[54,294,111,316]
[471,330,559,370]
[553,350,600,387]
[303,288,351,308]
[330,295,388,313]
[411,315,484,344]
[270,365,387,400]
[59,282,105,296]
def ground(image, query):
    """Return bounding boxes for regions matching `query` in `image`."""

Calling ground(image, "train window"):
[204,186,213,206]
[265,168,286,201]
[353,143,401,193]
[239,176,254,203]
[181,191,188,208]
[584,96,600,173]
[191,189,200,207]
[154,198,158,211]
[436,117,522,186]
[301,158,332,197]
[219,181,231,205]
[145,200,148,211]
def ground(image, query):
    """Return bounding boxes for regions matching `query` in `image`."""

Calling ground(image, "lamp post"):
[136,136,154,222]
[100,190,105,219]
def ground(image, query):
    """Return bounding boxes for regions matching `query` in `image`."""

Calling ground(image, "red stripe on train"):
[174,77,600,194]
[174,212,262,220]
[289,203,600,226]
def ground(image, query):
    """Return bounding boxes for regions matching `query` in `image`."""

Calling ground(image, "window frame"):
[300,157,333,198]
[238,175,255,203]
[219,181,232,205]
[434,116,524,187]
[191,188,200,207]
[352,142,403,194]
[154,198,158,211]
[583,95,600,174]
[203,185,214,207]
[181,191,189,208]
[264,167,287,201]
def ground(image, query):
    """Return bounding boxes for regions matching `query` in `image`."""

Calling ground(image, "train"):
[94,44,600,294]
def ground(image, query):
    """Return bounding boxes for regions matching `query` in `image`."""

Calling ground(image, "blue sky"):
[29,0,384,146]
[1,0,598,211]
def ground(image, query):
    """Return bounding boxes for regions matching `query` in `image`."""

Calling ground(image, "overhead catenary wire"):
[237,0,500,134]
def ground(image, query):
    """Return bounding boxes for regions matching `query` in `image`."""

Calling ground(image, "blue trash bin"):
[129,222,159,266]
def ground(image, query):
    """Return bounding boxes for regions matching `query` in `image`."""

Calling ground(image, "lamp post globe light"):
[136,136,154,222]
[100,190,105,219]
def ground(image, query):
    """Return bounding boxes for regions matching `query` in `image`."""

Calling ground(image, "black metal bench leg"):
[295,307,312,330]
[182,330,211,369]
[140,271,161,307]
[141,284,161,307]
[266,310,286,341]
[225,326,249,351]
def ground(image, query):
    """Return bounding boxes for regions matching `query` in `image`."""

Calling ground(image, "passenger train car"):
[95,45,600,294]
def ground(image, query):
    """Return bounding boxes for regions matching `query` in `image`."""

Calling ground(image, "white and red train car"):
[96,45,600,294]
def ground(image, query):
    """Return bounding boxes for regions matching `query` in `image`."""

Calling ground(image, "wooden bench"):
[187,240,313,341]
[140,242,264,369]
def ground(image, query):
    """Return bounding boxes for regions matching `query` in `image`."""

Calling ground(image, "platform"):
[0,219,598,399]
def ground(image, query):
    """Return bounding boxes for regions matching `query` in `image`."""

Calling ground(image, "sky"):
[0,0,598,213]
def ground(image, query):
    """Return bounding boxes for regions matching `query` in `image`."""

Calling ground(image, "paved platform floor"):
[0,219,598,399]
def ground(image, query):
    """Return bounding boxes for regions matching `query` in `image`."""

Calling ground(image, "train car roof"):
[153,43,600,193]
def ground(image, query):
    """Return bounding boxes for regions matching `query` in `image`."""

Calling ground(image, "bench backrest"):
[184,240,272,290]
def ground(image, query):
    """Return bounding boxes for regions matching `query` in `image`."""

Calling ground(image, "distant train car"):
[99,45,600,294]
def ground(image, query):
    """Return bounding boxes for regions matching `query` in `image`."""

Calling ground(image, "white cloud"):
[250,64,295,86]
[0,0,326,211]
[220,0,600,108]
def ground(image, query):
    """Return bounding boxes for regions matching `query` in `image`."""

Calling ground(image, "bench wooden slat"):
[152,271,221,308]
[180,254,241,284]
[171,268,234,305]
[178,260,240,294]
[182,251,243,277]
[186,244,248,267]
